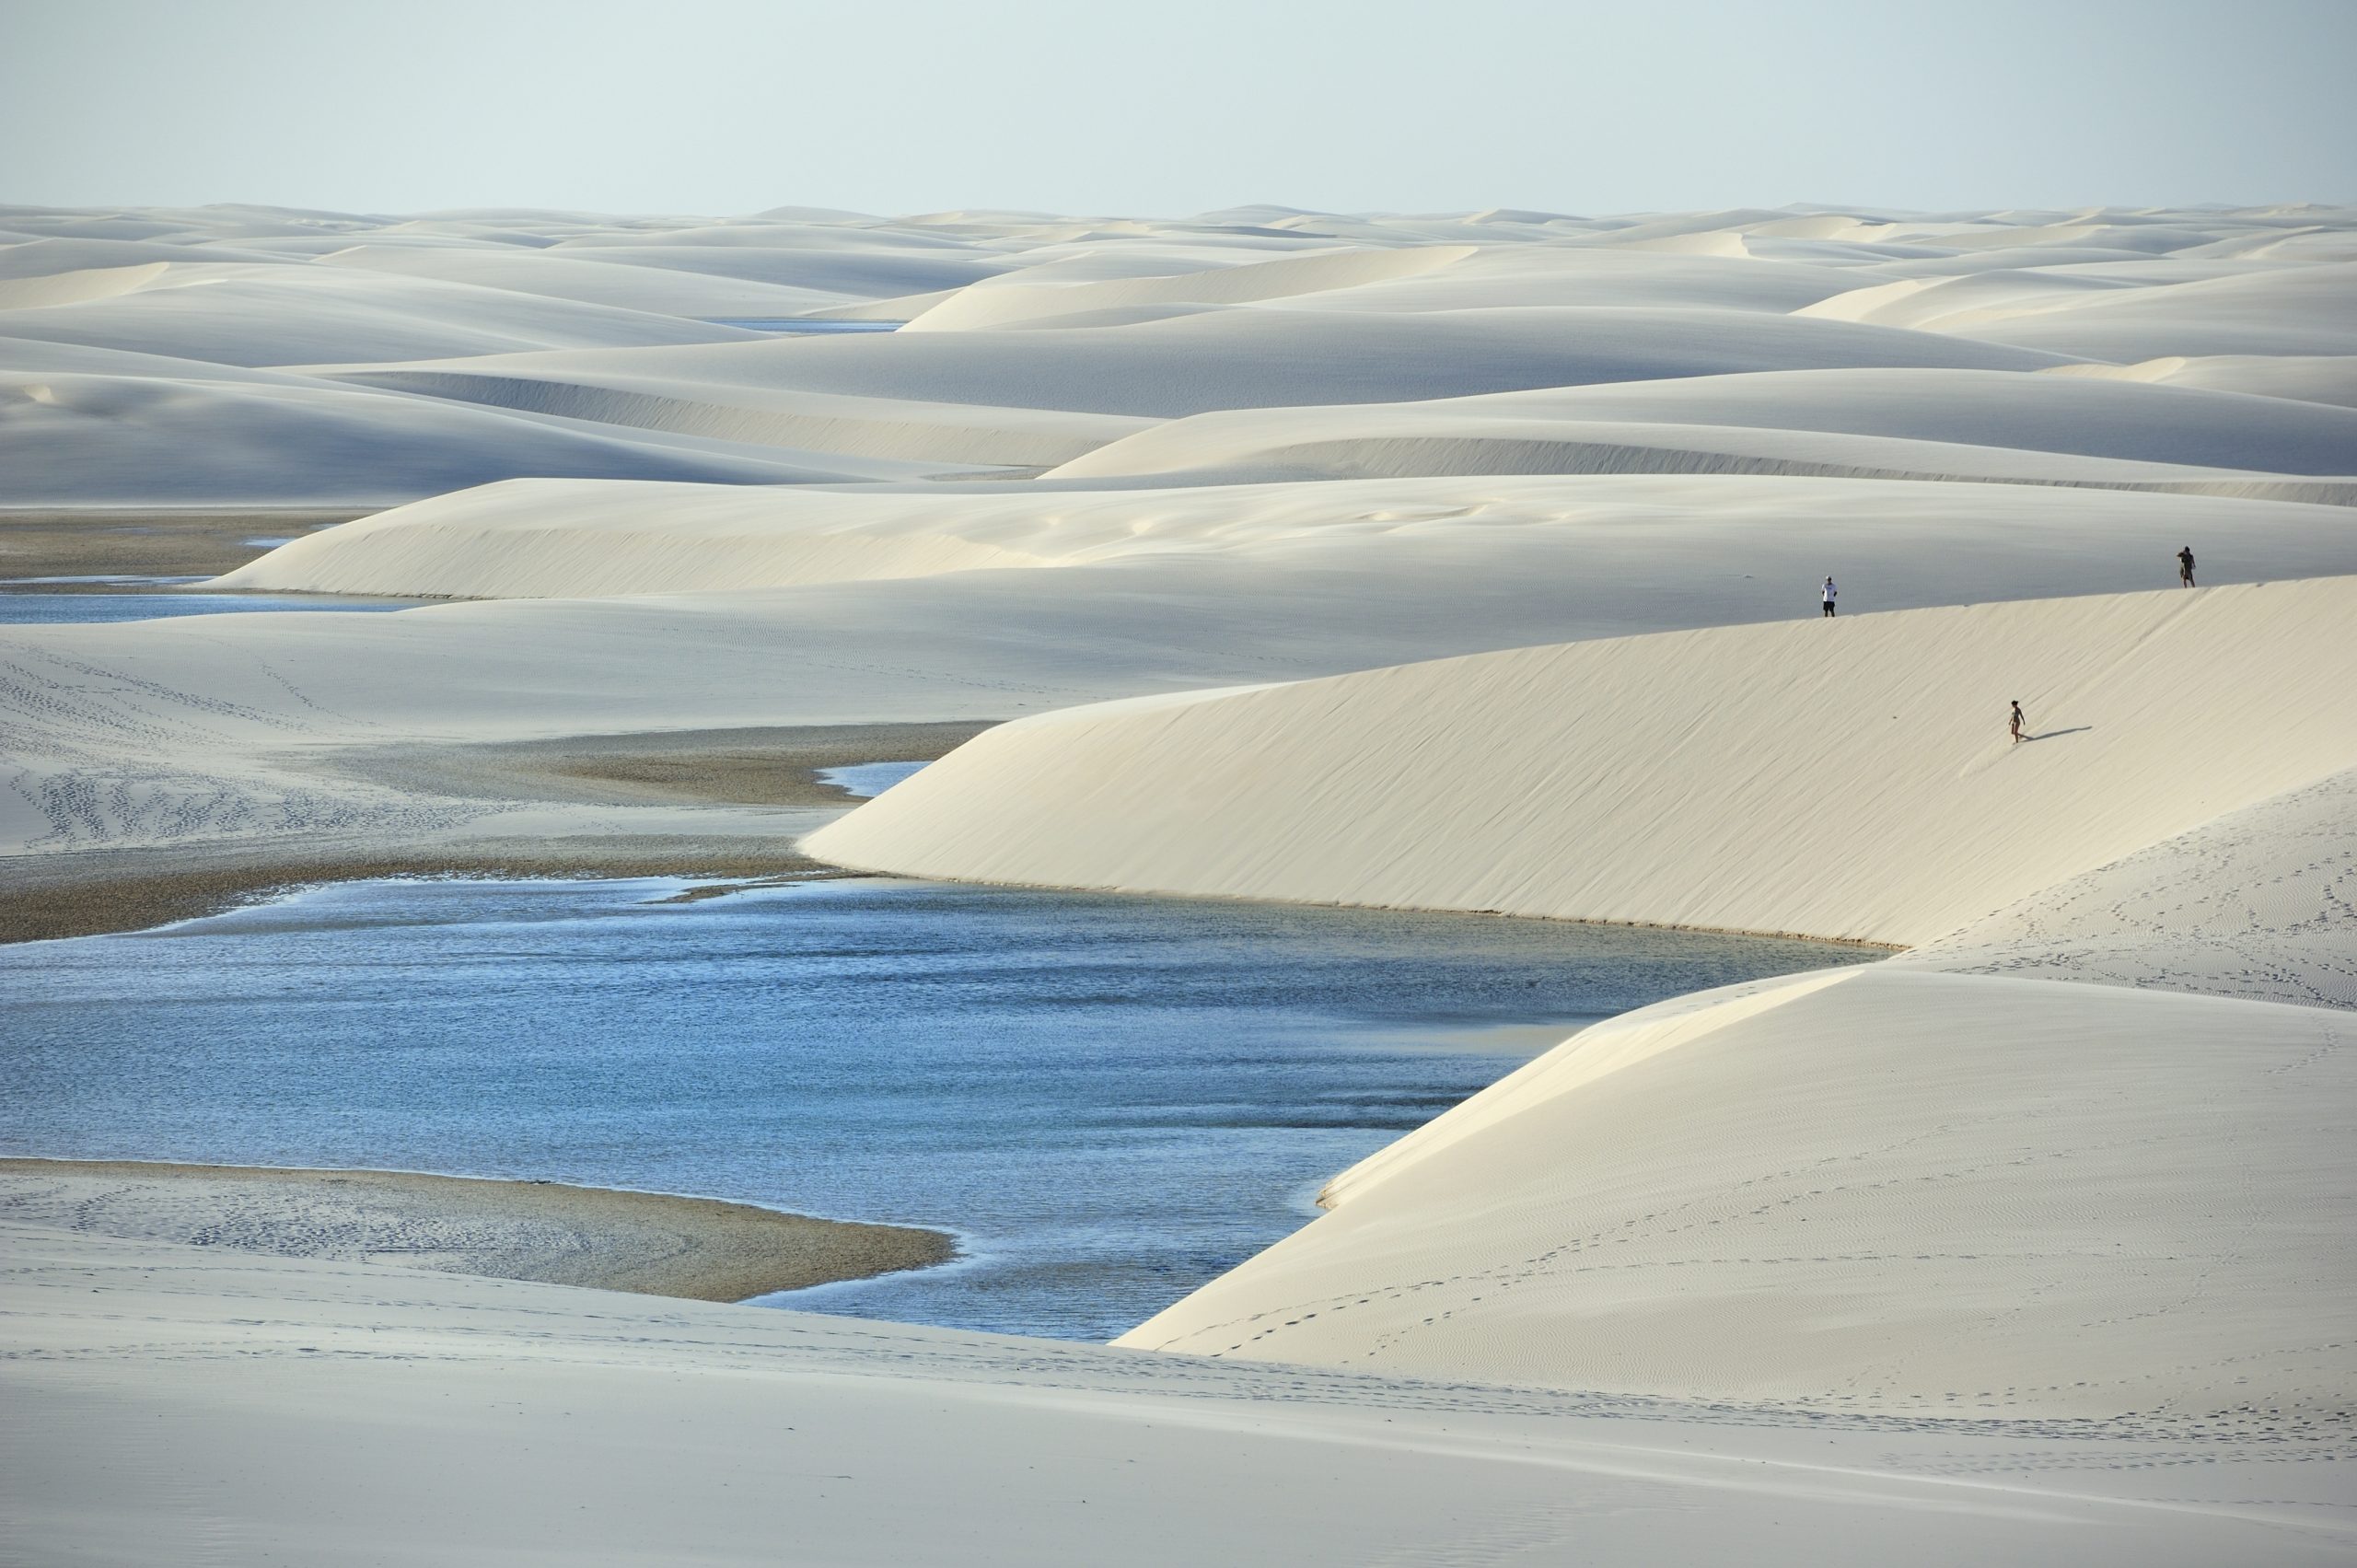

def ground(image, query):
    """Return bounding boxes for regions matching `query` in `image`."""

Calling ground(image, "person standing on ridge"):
[1821,576,1838,618]
[2010,700,2026,744]
[2178,546,2197,587]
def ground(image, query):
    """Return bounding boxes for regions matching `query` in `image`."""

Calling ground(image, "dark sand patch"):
[0,508,366,587]
[1,721,1001,943]
[0,841,843,946]
[343,720,996,809]
[0,1158,954,1302]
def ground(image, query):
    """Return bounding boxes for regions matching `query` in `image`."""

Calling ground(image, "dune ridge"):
[806,576,2357,946]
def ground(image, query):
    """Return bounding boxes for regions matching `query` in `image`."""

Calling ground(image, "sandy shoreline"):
[0,1157,955,1302]
[0,720,997,943]
[340,719,998,810]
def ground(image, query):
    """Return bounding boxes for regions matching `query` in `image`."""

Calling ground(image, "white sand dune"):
[536,240,1009,297]
[1894,764,2357,1007]
[1947,263,2357,361]
[806,577,2357,944]
[0,261,174,310]
[899,243,1477,331]
[15,481,2339,854]
[0,371,942,506]
[312,361,1154,467]
[0,235,296,278]
[1042,367,2357,491]
[598,306,2075,417]
[1120,967,2355,1418]
[0,264,759,366]
[211,471,2357,607]
[1261,244,1862,314]
[313,242,853,318]
[2046,353,2357,410]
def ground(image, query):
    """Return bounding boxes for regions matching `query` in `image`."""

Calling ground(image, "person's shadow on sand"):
[2025,726,2094,742]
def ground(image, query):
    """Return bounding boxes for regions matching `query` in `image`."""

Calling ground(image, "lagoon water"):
[0,590,425,625]
[0,876,1875,1339]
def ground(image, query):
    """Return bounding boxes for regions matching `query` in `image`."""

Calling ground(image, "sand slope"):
[1120,968,2355,1421]
[806,577,2357,946]
[0,370,939,506]
[209,471,2357,602]
[5,1223,2347,1566]
[1050,367,2357,482]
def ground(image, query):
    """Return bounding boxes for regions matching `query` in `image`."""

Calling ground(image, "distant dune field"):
[5,200,2355,1564]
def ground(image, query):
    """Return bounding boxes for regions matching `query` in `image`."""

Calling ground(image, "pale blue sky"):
[4,0,2351,216]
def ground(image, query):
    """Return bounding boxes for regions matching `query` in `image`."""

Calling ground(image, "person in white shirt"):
[1821,577,1838,618]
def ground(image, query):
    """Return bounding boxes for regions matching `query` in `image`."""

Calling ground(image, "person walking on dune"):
[2178,546,2197,587]
[2010,700,2026,744]
[1821,576,1838,618]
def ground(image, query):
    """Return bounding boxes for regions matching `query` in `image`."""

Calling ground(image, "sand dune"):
[1950,262,2357,360]
[314,242,854,317]
[314,362,1152,467]
[532,240,1008,297]
[899,243,1476,331]
[0,261,173,310]
[1263,244,1861,314]
[1120,967,2355,1419]
[1892,764,2357,1007]
[204,470,2357,608]
[0,264,758,366]
[1051,368,2357,482]
[498,306,2070,420]
[807,577,2357,945]
[0,371,938,506]
[2046,353,2357,410]
[44,477,2357,856]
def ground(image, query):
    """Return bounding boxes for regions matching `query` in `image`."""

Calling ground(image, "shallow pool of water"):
[0,591,428,625]
[0,876,1875,1339]
[817,760,929,799]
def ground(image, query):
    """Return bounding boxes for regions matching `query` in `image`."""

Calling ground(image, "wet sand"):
[0,1158,955,1302]
[341,720,998,810]
[0,720,999,943]
[0,508,364,587]
[0,840,842,945]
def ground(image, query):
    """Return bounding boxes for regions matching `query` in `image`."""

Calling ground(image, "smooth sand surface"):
[210,469,2357,600]
[6,1223,2349,1567]
[1121,967,2356,1418]
[0,1159,952,1301]
[807,577,2357,946]
[7,201,2357,1559]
